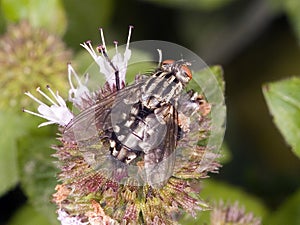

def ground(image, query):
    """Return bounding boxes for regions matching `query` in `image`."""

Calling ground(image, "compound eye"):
[162,59,175,66]
[181,65,192,80]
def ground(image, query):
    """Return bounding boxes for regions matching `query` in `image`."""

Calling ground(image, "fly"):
[63,47,197,187]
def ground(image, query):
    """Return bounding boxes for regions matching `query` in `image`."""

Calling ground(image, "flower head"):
[25,26,223,224]
[0,21,72,110]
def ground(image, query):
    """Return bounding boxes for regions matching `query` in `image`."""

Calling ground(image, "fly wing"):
[62,79,148,184]
[143,104,178,188]
[62,92,117,144]
[62,79,147,144]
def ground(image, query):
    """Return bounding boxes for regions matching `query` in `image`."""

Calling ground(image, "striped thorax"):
[111,60,192,164]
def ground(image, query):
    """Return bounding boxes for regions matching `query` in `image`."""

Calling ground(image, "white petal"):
[68,64,91,108]
[37,105,56,120]
[81,27,133,90]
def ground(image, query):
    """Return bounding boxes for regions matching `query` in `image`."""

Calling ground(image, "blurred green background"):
[0,0,300,224]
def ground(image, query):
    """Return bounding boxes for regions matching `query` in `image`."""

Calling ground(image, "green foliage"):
[284,0,300,44]
[18,124,59,225]
[0,4,6,34]
[264,189,300,225]
[145,0,237,11]
[200,180,268,217]
[62,0,114,49]
[219,142,231,164]
[188,65,224,94]
[1,0,67,35]
[263,77,300,158]
[8,204,54,225]
[271,0,300,44]
[211,65,225,94]
[0,111,31,196]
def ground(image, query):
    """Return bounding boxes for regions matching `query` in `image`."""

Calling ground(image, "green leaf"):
[1,0,67,35]
[264,189,300,225]
[0,111,31,196]
[263,77,300,158]
[180,180,268,224]
[144,0,237,11]
[18,126,59,225]
[8,204,56,225]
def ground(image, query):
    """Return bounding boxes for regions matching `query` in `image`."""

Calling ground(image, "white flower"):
[24,27,133,127]
[67,63,91,108]
[24,86,74,127]
[80,26,133,90]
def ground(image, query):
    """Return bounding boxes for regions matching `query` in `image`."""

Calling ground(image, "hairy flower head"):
[25,26,224,224]
[0,21,71,110]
